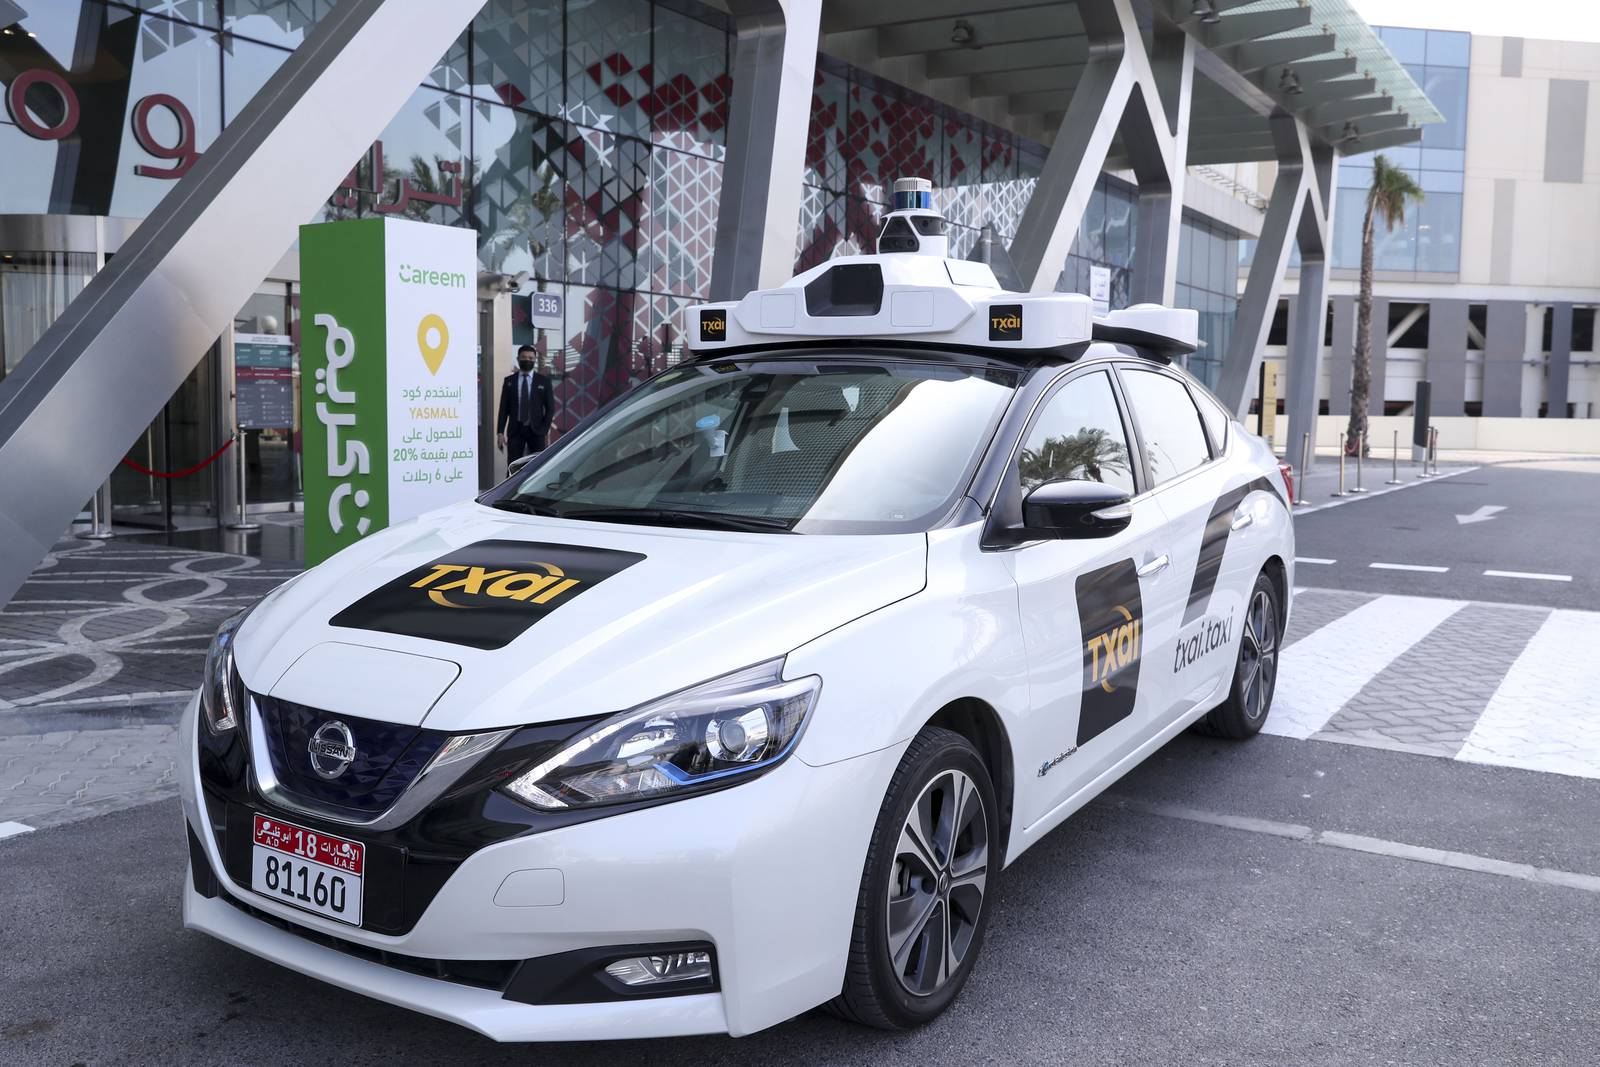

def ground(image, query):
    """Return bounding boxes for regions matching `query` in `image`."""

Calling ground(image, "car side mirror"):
[1021,479,1132,539]
[507,453,537,477]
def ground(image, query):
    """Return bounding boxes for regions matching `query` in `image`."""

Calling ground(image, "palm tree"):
[1347,154,1424,456]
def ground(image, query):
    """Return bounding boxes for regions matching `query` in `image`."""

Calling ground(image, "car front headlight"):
[503,659,820,810]
[201,609,249,735]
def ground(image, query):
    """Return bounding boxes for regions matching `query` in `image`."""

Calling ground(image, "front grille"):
[221,893,519,991]
[255,694,448,814]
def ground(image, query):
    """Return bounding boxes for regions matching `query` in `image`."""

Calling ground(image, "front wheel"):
[829,727,998,1029]
[1195,571,1282,739]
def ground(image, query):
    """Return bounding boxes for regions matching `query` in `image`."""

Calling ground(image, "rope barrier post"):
[1386,429,1403,485]
[226,429,261,532]
[80,479,116,540]
[1330,444,1348,497]
[1350,430,1368,493]
[1294,432,1310,506]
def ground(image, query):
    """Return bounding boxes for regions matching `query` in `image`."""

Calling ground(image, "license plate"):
[250,813,364,926]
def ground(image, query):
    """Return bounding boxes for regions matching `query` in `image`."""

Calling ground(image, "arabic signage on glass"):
[233,333,295,430]
[299,218,479,566]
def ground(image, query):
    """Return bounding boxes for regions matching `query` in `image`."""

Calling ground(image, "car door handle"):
[1231,510,1254,531]
[1137,554,1170,577]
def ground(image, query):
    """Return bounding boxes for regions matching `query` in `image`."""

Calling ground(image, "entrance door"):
[112,341,223,529]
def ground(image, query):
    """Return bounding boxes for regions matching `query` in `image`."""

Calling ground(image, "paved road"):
[3,733,1597,1067]
[1291,457,1600,608]
[3,458,1598,1063]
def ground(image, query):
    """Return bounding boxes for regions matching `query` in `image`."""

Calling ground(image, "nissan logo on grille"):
[307,720,357,780]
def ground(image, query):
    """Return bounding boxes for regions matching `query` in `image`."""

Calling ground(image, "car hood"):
[234,502,927,732]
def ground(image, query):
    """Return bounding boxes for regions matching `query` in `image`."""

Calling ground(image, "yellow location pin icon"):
[417,313,449,375]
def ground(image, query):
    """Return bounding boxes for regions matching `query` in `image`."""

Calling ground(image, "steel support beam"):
[878,6,1084,57]
[1131,28,1194,307]
[1198,6,1312,51]
[1309,95,1395,125]
[1344,126,1425,152]
[924,36,1087,78]
[1317,111,1412,141]
[1228,34,1337,75]
[1216,112,1335,476]
[1284,76,1376,110]
[0,0,487,609]
[1008,0,1185,296]
[709,0,822,300]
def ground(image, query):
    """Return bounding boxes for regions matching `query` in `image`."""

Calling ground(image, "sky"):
[1349,0,1600,43]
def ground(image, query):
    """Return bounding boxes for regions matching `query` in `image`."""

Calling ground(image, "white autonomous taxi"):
[180,178,1295,1040]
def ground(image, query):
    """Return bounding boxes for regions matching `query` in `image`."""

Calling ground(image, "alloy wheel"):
[886,768,989,997]
[1240,588,1278,720]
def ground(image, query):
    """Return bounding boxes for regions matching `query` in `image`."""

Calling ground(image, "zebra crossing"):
[1273,587,1600,780]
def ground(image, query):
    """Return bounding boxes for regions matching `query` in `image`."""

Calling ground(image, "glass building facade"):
[1,0,1244,517]
[1332,27,1470,274]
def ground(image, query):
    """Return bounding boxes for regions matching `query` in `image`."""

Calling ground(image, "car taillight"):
[1277,460,1295,503]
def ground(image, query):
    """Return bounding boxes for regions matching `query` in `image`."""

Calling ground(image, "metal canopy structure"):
[819,0,1435,161]
[0,0,1440,606]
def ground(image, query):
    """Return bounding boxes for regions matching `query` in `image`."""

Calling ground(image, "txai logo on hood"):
[329,540,645,650]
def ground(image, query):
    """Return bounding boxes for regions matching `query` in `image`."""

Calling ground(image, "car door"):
[1003,368,1183,830]
[1115,365,1245,725]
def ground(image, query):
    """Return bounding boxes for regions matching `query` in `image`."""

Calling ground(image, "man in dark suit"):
[497,345,555,464]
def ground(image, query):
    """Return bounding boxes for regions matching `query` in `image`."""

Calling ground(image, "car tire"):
[1195,571,1282,739]
[828,726,999,1030]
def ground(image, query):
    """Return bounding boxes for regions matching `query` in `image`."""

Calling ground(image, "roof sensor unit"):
[877,177,949,258]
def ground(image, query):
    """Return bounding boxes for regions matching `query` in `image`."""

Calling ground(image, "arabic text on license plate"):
[250,813,364,926]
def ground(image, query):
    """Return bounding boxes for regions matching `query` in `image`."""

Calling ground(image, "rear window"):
[1118,368,1213,486]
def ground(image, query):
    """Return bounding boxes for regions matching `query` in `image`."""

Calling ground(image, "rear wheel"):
[1196,571,1281,739]
[829,727,997,1029]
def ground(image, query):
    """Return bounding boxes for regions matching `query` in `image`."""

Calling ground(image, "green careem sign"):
[299,217,479,565]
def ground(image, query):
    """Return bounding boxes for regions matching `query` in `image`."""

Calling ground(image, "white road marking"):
[1370,562,1450,573]
[1458,610,1600,780]
[1483,570,1573,583]
[1103,798,1600,894]
[1295,557,1336,565]
[0,689,194,712]
[0,821,35,840]
[1265,594,1467,739]
[1455,504,1507,525]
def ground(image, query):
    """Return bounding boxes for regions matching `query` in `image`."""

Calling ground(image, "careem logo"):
[396,262,468,288]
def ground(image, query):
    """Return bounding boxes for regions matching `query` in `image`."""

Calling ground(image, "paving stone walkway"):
[0,538,298,833]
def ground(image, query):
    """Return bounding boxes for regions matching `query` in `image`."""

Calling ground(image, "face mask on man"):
[518,358,535,372]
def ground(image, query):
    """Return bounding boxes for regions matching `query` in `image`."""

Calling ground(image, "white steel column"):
[1130,28,1194,307]
[0,0,488,608]
[1215,114,1333,475]
[709,0,823,300]
[1010,0,1186,295]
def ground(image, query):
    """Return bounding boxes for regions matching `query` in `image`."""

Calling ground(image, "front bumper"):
[177,694,904,1040]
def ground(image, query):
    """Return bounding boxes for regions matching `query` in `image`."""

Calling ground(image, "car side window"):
[1191,382,1230,452]
[1118,368,1212,486]
[1016,371,1135,495]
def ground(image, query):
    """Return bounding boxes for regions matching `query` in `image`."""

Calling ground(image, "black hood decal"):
[1182,475,1283,626]
[330,540,645,650]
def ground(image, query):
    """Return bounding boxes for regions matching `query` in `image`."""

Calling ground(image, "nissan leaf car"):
[179,184,1295,1041]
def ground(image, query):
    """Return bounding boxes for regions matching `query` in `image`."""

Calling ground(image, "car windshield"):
[487,356,1019,534]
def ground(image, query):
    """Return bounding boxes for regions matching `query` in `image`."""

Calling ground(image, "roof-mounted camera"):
[876,177,949,257]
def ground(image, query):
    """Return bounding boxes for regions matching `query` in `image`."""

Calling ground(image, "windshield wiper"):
[488,498,561,516]
[556,507,794,533]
